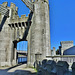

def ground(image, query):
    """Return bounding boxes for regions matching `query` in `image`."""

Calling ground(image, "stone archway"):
[17,41,28,64]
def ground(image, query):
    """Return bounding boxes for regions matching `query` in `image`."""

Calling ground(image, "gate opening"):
[17,41,28,64]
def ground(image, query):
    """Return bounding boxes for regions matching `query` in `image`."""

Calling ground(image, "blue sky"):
[17,41,28,51]
[0,0,75,50]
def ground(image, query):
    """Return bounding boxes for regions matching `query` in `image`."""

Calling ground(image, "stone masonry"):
[0,2,28,66]
[23,0,51,66]
[0,0,51,67]
[59,41,73,55]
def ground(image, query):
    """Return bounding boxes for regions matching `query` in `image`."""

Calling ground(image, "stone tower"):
[23,0,51,66]
[0,0,51,67]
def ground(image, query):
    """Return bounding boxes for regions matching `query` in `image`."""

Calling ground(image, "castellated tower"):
[27,0,51,66]
[0,1,51,67]
[0,2,28,66]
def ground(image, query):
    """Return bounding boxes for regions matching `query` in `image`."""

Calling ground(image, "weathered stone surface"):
[28,0,51,66]
[59,41,73,55]
[0,2,28,67]
[0,0,51,67]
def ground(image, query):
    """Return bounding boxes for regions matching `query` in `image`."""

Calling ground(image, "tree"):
[56,49,59,55]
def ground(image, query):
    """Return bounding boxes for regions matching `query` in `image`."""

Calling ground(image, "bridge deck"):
[17,50,27,54]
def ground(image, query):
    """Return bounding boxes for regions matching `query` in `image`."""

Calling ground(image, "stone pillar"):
[21,22,26,38]
[21,23,23,38]
[27,27,31,67]
[72,62,75,75]
[12,41,17,65]
[8,24,15,66]
[16,23,19,39]
[14,48,17,65]
[53,47,56,56]
[33,53,42,68]
[29,0,51,66]
[35,53,42,62]
[44,1,51,56]
[15,27,18,40]
[61,48,63,55]
[19,26,21,39]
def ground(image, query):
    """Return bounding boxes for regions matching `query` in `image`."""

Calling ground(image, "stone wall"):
[27,0,51,67]
[0,0,51,67]
[46,55,75,69]
[0,2,28,66]
[59,41,73,55]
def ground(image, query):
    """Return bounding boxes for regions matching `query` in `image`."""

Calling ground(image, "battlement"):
[0,2,28,23]
[60,41,74,55]
[21,15,26,18]
[2,2,16,8]
[2,2,18,11]
[10,15,28,23]
[10,2,16,9]
[2,2,8,7]
[60,41,73,44]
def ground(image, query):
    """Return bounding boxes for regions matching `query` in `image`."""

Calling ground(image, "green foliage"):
[33,67,37,72]
[56,49,59,55]
[0,13,1,16]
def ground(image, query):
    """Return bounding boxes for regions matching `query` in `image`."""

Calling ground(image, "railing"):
[17,50,27,54]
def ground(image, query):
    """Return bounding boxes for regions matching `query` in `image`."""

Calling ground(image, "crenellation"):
[10,15,28,23]
[61,41,73,44]
[10,2,16,9]
[59,41,74,55]
[16,7,18,12]
[16,15,19,19]
[0,0,51,67]
[2,2,8,7]
[21,14,26,19]
[0,2,29,66]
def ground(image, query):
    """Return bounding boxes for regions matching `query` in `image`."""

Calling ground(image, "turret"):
[2,2,8,7]
[10,2,16,9]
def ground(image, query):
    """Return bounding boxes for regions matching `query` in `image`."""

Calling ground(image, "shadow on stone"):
[0,15,7,32]
[0,69,37,75]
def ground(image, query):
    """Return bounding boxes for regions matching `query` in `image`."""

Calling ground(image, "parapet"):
[16,7,18,11]
[21,15,26,19]
[10,15,28,23]
[2,2,8,7]
[0,2,28,23]
[10,2,16,9]
[60,41,73,44]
